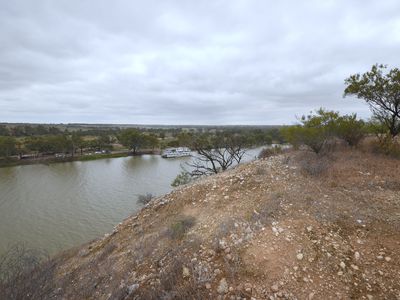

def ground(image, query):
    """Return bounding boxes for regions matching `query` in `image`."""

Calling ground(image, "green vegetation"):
[281,109,368,153]
[171,170,192,187]
[167,216,196,240]
[344,64,400,138]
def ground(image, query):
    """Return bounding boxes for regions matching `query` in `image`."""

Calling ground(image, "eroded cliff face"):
[10,150,400,299]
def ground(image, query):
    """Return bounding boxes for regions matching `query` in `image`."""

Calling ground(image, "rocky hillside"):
[6,149,400,299]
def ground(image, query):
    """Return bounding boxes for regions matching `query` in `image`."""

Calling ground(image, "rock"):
[308,292,315,299]
[271,284,279,292]
[351,264,359,270]
[205,283,211,289]
[182,266,190,278]
[340,262,346,269]
[245,283,252,292]
[226,254,232,261]
[217,278,228,294]
[354,251,360,261]
[377,255,384,260]
[296,253,304,260]
[385,257,391,262]
[127,283,139,295]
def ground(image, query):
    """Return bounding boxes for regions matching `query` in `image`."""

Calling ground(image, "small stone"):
[217,278,228,294]
[306,226,313,232]
[308,292,315,300]
[224,247,231,254]
[182,267,190,278]
[296,253,304,260]
[376,255,384,260]
[337,271,343,276]
[354,252,360,260]
[351,264,359,270]
[340,262,346,269]
[367,295,373,300]
[127,284,139,295]
[226,254,232,261]
[214,269,221,275]
[385,257,391,262]
[271,284,279,292]
[205,283,211,289]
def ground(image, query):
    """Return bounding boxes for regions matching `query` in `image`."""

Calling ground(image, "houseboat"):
[161,147,191,158]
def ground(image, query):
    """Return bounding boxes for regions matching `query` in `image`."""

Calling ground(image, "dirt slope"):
[26,150,400,299]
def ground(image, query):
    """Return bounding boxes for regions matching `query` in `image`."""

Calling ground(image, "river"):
[0,148,263,255]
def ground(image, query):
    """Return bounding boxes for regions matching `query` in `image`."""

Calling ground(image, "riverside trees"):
[281,109,366,153]
[344,64,400,138]
[188,132,248,176]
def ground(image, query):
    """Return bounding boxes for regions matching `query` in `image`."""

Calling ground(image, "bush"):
[171,170,192,187]
[370,135,400,158]
[0,243,56,299]
[137,193,154,205]
[167,216,196,240]
[258,145,282,159]
[281,109,339,154]
[336,114,366,147]
[298,153,332,176]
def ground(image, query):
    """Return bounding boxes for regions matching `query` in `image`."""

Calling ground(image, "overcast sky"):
[1,0,399,125]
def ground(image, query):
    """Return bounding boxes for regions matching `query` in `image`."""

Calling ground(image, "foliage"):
[171,170,192,187]
[118,129,159,154]
[369,134,400,158]
[344,64,400,137]
[0,136,16,157]
[137,193,154,205]
[258,145,283,159]
[0,243,56,299]
[25,135,72,154]
[166,216,196,240]
[281,109,340,154]
[336,114,366,147]
[118,129,144,154]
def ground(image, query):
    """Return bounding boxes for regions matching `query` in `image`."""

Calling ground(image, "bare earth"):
[42,149,400,299]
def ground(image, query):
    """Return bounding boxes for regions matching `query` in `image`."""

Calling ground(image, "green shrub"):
[258,145,283,159]
[171,171,192,187]
[167,216,196,240]
[281,109,339,154]
[137,193,154,205]
[336,114,366,147]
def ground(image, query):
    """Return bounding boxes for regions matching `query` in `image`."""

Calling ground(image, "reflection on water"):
[0,147,264,255]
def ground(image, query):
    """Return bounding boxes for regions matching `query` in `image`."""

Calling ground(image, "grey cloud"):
[0,0,399,124]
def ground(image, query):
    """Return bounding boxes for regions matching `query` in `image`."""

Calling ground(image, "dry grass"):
[6,146,400,299]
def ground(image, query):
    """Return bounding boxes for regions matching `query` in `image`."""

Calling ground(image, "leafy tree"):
[118,129,144,154]
[281,109,339,154]
[143,134,159,150]
[0,136,16,157]
[344,64,400,137]
[0,125,10,136]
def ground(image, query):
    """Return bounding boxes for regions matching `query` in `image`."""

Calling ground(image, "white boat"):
[161,147,191,158]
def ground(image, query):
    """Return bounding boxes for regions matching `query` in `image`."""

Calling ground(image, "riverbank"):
[0,150,160,168]
[3,148,399,299]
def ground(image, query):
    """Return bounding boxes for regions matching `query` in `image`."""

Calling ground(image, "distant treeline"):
[0,124,284,159]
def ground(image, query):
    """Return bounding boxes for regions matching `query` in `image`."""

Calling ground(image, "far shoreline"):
[0,150,160,169]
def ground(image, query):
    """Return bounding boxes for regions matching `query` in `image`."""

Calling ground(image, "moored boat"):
[161,147,191,158]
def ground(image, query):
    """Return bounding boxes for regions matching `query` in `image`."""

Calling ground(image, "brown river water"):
[0,148,263,255]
